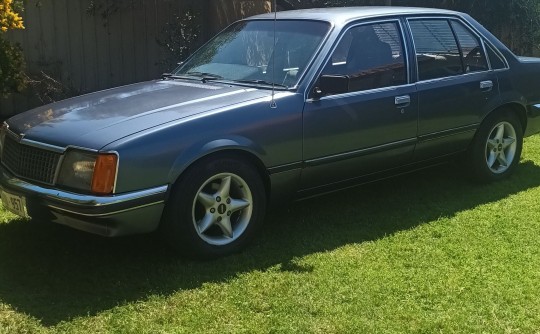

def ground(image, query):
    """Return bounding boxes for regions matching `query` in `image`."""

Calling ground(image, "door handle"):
[395,95,411,107]
[480,80,493,91]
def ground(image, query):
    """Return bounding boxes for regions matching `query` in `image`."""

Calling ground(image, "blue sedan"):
[1,7,540,257]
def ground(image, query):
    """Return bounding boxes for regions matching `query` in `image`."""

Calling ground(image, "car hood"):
[6,80,269,149]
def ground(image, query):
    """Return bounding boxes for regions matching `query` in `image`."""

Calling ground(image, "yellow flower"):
[0,0,24,32]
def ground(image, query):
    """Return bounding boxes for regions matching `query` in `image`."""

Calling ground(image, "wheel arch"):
[466,102,526,154]
[168,140,271,200]
[485,102,527,133]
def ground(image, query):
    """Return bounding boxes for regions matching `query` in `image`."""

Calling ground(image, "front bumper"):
[0,166,168,236]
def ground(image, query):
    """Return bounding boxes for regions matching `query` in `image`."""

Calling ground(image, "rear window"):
[409,19,463,81]
[450,21,488,73]
[409,18,491,80]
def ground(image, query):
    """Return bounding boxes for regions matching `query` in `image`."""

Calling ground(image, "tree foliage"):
[396,0,540,55]
[279,0,540,55]
[0,37,25,95]
[0,0,23,32]
[156,9,201,69]
[0,0,25,97]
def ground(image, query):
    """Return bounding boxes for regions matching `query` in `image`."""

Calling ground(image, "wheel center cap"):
[498,143,503,151]
[217,204,227,215]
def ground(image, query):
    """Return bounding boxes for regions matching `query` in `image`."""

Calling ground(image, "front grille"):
[2,136,61,184]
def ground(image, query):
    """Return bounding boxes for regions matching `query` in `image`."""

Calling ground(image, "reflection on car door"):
[301,21,419,191]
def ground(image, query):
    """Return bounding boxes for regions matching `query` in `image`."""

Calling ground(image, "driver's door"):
[301,20,419,190]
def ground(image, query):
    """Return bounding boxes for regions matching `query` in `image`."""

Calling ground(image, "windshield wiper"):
[233,79,288,89]
[185,72,223,83]
[165,74,289,88]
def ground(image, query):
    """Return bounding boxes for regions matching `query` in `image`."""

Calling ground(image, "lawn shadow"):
[0,161,539,326]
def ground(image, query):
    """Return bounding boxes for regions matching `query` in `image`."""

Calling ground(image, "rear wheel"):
[468,111,523,182]
[162,155,266,258]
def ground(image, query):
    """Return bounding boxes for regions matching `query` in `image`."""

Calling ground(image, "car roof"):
[249,6,461,25]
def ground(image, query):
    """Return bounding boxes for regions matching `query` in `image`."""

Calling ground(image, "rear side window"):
[323,21,407,93]
[409,19,463,81]
[450,21,488,73]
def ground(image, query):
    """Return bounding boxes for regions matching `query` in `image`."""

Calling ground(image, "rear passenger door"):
[407,18,500,161]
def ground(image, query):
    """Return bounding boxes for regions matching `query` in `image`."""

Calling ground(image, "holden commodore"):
[1,7,540,257]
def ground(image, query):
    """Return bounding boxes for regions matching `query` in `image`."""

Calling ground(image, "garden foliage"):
[281,0,540,55]
[0,0,25,97]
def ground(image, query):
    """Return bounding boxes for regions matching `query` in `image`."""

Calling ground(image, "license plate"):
[1,190,29,218]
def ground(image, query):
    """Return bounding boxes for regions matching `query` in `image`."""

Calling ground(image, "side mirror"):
[313,74,350,98]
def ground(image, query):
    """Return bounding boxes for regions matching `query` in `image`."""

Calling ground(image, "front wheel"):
[468,111,523,182]
[161,155,266,258]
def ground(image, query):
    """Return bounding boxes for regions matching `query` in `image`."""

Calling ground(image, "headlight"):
[57,150,118,195]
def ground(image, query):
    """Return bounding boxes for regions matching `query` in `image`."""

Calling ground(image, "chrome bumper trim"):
[48,200,165,217]
[0,166,168,217]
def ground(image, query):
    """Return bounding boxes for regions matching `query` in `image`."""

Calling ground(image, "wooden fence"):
[0,0,271,118]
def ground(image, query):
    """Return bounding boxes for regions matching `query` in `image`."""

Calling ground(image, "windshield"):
[174,20,331,88]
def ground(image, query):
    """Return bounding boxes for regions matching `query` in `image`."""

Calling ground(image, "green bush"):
[0,0,25,97]
[0,36,25,97]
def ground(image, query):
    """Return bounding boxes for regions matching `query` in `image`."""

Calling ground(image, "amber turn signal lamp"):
[91,154,118,195]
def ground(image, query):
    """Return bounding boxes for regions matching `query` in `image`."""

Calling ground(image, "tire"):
[467,110,523,182]
[161,155,266,258]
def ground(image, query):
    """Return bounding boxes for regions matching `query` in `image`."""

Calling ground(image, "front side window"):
[322,22,407,93]
[175,20,330,88]
[409,19,464,81]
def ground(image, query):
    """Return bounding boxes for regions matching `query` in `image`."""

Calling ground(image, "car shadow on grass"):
[0,161,539,326]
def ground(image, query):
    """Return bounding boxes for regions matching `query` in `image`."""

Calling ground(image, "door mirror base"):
[314,75,350,98]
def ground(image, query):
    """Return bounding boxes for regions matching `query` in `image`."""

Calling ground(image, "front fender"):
[103,92,304,194]
[167,136,267,184]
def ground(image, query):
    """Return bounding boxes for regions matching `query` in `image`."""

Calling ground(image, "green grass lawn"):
[2,136,540,333]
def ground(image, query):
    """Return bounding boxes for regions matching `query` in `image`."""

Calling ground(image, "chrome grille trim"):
[1,135,62,185]
[20,138,66,153]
